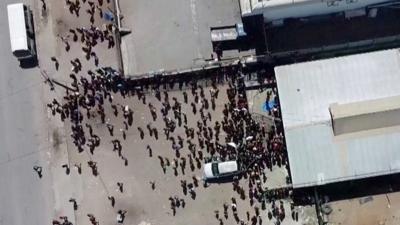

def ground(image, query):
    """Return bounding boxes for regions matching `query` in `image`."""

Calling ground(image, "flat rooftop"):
[266,7,400,54]
[276,48,400,188]
[119,0,243,77]
[240,0,390,20]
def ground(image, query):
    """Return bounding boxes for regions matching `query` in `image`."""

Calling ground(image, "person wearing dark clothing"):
[33,166,43,178]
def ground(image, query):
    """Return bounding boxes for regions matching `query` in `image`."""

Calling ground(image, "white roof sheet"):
[253,0,389,9]
[242,0,390,21]
[276,49,400,188]
[330,95,400,120]
[7,3,28,52]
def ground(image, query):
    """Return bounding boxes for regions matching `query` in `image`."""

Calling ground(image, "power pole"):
[314,187,324,225]
[39,68,77,92]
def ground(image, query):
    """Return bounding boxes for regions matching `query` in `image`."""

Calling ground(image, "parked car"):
[203,160,239,180]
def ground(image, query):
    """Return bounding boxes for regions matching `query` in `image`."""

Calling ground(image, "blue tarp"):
[262,100,276,112]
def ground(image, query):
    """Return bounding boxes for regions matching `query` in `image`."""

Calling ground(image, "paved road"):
[0,1,55,225]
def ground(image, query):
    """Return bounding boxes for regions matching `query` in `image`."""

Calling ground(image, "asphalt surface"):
[0,1,54,225]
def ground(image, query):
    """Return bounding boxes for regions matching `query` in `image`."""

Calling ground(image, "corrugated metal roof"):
[254,0,389,9]
[7,3,28,52]
[275,48,400,188]
[244,0,391,21]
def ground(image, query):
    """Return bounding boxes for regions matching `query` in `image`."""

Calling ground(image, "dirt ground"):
[325,191,400,225]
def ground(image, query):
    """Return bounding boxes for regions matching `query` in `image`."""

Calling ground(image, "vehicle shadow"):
[205,172,243,184]
[20,57,38,68]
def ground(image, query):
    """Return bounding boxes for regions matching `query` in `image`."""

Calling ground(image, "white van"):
[7,3,36,60]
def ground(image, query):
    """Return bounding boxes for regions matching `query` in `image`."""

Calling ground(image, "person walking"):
[62,164,70,175]
[74,163,82,174]
[147,145,152,157]
[69,198,78,210]
[106,122,114,136]
[88,161,98,176]
[51,57,59,71]
[117,182,124,193]
[59,35,70,51]
[108,196,115,207]
[69,29,78,42]
[33,166,43,178]
[40,0,46,11]
[137,127,144,139]
[87,214,98,225]
[117,210,127,223]
[149,181,156,190]
[119,128,126,140]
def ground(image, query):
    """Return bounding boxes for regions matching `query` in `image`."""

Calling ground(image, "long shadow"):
[206,176,235,184]
[292,173,400,205]
[205,173,243,184]
[19,6,38,69]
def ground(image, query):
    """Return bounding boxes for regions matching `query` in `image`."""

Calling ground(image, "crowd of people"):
[37,0,129,224]
[45,68,296,224]
[34,0,300,225]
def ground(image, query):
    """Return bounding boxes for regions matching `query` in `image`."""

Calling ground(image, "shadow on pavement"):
[20,57,38,69]
[293,173,400,205]
[205,173,243,184]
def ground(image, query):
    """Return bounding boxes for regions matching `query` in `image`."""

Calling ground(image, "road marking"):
[190,0,202,59]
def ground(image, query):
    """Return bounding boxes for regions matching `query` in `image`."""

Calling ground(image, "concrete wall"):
[332,108,400,135]
[330,98,400,136]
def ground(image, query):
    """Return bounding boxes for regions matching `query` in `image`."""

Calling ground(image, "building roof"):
[265,7,400,55]
[240,0,390,20]
[240,0,314,16]
[7,3,28,52]
[330,95,400,120]
[275,48,400,188]
[218,161,238,174]
[330,96,400,136]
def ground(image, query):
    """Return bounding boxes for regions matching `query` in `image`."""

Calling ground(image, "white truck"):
[7,3,36,61]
